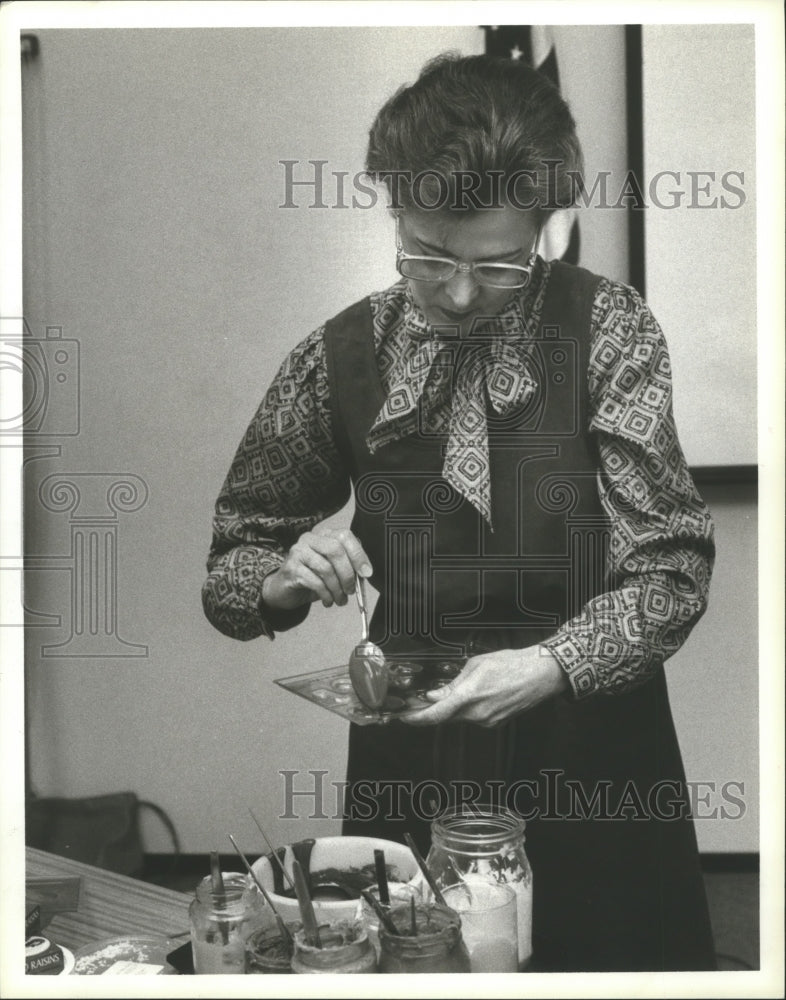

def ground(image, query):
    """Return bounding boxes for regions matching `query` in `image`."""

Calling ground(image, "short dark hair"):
[366,52,583,213]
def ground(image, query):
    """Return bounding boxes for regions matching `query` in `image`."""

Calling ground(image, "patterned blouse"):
[202,260,715,700]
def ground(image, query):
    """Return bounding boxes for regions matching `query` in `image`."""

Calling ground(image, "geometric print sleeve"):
[542,279,716,698]
[201,326,351,640]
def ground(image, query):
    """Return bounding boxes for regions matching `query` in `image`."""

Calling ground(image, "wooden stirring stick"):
[210,849,225,894]
[209,849,229,944]
[404,833,447,906]
[292,859,322,948]
[228,835,293,949]
[374,848,390,907]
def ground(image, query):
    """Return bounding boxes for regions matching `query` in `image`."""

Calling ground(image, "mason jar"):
[290,922,377,974]
[427,804,533,968]
[189,873,267,974]
[377,902,471,974]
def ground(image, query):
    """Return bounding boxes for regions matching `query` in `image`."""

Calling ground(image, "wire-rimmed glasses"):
[395,216,541,290]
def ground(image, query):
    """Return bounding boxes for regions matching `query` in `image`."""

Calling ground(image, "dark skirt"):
[343,668,716,972]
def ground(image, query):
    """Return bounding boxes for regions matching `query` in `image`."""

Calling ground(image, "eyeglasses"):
[395,216,541,290]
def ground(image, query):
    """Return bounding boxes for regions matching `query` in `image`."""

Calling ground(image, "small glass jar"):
[189,873,266,974]
[291,921,377,974]
[377,902,471,974]
[427,804,533,969]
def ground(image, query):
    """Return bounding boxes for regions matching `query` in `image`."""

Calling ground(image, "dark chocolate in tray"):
[275,657,466,726]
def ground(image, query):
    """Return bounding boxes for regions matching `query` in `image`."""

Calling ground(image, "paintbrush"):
[209,849,229,945]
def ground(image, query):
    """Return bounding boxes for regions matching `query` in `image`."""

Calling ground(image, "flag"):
[483,25,580,265]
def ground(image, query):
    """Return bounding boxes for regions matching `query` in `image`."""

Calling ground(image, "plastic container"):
[73,935,175,975]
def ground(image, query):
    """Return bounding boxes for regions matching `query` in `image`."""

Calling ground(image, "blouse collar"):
[366,260,550,527]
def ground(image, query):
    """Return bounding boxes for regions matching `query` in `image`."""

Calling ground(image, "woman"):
[203,54,716,971]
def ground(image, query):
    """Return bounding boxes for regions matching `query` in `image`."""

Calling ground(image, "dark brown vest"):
[324,262,607,659]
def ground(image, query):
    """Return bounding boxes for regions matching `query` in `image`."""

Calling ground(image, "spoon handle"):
[355,573,369,641]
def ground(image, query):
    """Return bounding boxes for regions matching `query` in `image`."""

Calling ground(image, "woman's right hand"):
[261,527,373,611]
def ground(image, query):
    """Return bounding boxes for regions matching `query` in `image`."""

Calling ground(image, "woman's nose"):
[443,269,480,310]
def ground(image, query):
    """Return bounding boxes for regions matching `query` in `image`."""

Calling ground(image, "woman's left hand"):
[400,646,570,728]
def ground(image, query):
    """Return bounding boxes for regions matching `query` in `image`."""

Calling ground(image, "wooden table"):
[26,847,192,953]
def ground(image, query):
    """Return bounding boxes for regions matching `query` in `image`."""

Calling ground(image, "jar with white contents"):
[426,804,533,969]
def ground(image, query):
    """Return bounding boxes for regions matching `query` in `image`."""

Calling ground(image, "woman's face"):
[397,205,541,339]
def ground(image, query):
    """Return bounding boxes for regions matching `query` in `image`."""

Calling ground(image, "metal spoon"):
[348,573,388,711]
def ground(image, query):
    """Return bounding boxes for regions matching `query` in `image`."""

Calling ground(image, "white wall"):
[641,24,759,850]
[21,25,754,857]
[665,484,758,851]
[553,25,629,284]
[643,24,757,467]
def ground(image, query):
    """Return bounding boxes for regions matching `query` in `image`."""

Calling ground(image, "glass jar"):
[427,804,533,969]
[291,921,377,974]
[377,902,471,974]
[189,873,267,974]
